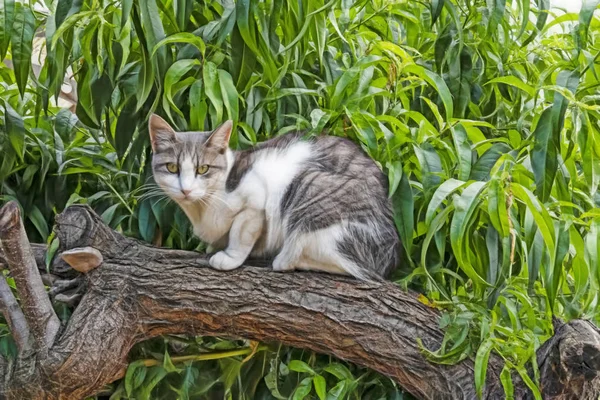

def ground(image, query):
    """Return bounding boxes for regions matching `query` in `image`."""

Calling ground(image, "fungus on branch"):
[61,247,103,273]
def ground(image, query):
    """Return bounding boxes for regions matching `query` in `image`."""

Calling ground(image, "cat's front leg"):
[209,208,264,271]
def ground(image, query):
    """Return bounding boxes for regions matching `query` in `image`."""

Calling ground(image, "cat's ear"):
[148,114,176,151]
[205,120,233,154]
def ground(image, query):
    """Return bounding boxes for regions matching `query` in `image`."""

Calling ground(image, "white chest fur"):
[180,141,313,254]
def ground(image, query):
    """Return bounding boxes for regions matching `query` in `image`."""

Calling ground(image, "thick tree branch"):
[0,273,30,351]
[0,205,598,400]
[0,202,60,350]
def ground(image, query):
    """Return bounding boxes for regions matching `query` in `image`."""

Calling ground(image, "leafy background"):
[1,0,600,398]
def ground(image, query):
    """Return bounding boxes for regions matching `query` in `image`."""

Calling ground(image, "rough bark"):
[0,203,598,400]
[0,202,60,349]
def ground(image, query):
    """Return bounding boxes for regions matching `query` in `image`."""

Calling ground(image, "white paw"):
[272,257,296,272]
[210,251,242,271]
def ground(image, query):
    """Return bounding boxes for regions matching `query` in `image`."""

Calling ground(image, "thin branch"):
[0,202,60,350]
[0,273,30,351]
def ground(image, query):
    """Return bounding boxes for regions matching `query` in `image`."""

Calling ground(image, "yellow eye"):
[166,163,179,173]
[197,165,209,175]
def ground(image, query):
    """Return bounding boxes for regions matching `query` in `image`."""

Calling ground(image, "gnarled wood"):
[0,202,59,350]
[0,204,598,399]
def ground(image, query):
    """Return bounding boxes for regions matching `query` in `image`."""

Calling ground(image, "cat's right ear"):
[148,114,176,151]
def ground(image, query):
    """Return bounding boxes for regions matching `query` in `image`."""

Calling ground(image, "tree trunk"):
[0,203,598,399]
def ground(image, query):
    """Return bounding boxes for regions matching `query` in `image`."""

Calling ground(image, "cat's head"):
[148,114,232,203]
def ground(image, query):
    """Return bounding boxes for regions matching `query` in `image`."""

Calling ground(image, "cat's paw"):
[272,258,296,272]
[210,251,242,271]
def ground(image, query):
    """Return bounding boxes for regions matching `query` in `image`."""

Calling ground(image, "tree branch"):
[0,205,598,400]
[0,273,30,351]
[0,202,60,350]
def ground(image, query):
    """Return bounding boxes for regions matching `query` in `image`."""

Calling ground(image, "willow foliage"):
[1,0,600,398]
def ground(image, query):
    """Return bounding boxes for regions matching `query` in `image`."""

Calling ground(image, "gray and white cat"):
[149,114,400,280]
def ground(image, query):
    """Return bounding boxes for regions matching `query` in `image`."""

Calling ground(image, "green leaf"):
[313,375,327,400]
[28,206,49,241]
[487,0,506,35]
[4,103,25,161]
[386,161,403,197]
[577,0,600,51]
[203,61,223,124]
[531,107,556,202]
[136,46,155,111]
[101,204,120,226]
[325,380,348,400]
[511,183,556,258]
[138,366,168,399]
[124,361,146,397]
[292,377,313,400]
[323,363,353,381]
[488,178,510,237]
[404,64,454,120]
[485,76,536,97]
[218,69,239,122]
[288,360,316,375]
[474,338,494,399]
[450,181,490,287]
[219,358,242,390]
[163,350,181,373]
[451,124,472,181]
[425,179,465,226]
[139,0,166,66]
[10,3,35,97]
[152,32,205,57]
[163,59,201,118]
[0,0,15,60]
[265,359,287,400]
[138,200,156,243]
[393,170,414,254]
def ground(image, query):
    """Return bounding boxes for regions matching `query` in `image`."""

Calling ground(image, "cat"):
[149,114,400,280]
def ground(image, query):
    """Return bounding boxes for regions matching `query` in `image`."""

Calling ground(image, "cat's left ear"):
[206,120,233,154]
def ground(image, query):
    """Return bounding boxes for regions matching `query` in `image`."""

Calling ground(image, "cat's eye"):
[197,165,209,175]
[166,163,179,174]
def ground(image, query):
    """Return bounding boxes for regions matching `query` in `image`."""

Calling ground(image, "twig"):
[0,202,60,349]
[137,346,269,367]
[0,273,30,351]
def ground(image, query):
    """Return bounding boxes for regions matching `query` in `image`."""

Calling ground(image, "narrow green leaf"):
[0,0,15,60]
[531,107,556,202]
[451,124,472,181]
[577,0,600,51]
[218,69,239,122]
[474,339,494,399]
[203,61,223,123]
[152,32,205,57]
[4,103,25,161]
[450,181,490,287]
[485,76,536,97]
[393,170,414,254]
[404,64,454,120]
[163,59,201,118]
[138,200,156,243]
[10,3,35,97]
[425,178,465,226]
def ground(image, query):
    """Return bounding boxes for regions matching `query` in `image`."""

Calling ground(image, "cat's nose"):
[181,189,192,197]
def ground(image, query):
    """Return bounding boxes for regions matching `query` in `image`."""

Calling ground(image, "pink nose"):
[181,189,192,197]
